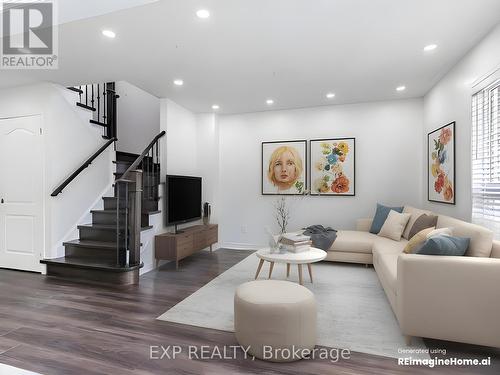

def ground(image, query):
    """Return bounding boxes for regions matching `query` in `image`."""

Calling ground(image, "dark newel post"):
[116,180,128,267]
[128,170,143,266]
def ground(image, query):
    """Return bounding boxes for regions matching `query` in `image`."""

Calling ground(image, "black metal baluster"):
[150,149,154,200]
[102,85,107,125]
[146,150,150,200]
[96,84,100,124]
[85,85,88,107]
[157,140,161,200]
[91,84,94,109]
[141,163,146,212]
[78,85,82,104]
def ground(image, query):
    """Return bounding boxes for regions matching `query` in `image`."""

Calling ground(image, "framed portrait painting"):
[262,140,307,195]
[309,138,355,196]
[428,122,455,204]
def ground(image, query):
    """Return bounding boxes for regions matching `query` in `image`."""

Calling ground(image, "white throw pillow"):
[426,227,452,239]
[378,210,411,241]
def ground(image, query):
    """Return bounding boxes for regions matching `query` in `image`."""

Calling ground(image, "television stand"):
[155,224,218,269]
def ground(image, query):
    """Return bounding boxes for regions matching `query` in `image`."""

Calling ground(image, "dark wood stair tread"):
[41,257,143,272]
[67,86,83,94]
[78,223,153,231]
[63,239,116,249]
[114,172,159,177]
[90,209,116,214]
[90,119,107,127]
[144,210,161,215]
[76,103,96,111]
[116,151,139,158]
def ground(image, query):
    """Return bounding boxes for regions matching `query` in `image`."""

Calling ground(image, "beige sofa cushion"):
[377,252,399,295]
[403,227,435,254]
[402,206,433,240]
[437,215,493,257]
[372,236,408,256]
[427,227,452,238]
[329,230,378,254]
[372,237,406,296]
[378,210,411,241]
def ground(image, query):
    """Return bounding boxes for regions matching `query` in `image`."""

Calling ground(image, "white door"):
[0,115,44,272]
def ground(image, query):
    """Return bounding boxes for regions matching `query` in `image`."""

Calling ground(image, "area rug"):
[157,252,429,359]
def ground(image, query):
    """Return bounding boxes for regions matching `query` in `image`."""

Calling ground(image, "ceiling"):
[1,0,500,114]
[0,0,158,25]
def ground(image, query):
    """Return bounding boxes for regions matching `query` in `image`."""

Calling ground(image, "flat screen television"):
[165,175,202,232]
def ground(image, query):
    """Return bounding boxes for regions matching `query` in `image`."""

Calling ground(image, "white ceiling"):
[0,0,158,24]
[1,0,500,114]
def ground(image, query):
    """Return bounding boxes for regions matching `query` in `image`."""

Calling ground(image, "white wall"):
[160,98,199,178]
[115,81,160,154]
[0,83,114,262]
[196,113,220,224]
[423,23,500,221]
[217,99,424,248]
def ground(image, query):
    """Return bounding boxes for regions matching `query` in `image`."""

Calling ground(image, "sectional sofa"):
[327,206,500,348]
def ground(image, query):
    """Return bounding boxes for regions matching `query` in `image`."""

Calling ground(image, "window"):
[472,78,500,233]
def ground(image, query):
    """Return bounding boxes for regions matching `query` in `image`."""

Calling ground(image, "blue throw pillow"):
[369,203,404,234]
[416,235,470,256]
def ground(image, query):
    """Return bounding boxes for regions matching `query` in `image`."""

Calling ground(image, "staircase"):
[67,82,118,139]
[41,84,165,286]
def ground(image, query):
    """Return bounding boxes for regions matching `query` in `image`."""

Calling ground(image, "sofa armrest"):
[356,218,373,232]
[491,239,500,258]
[397,254,500,347]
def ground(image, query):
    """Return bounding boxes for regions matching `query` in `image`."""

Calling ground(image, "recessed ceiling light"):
[266,99,274,105]
[212,104,220,110]
[423,44,438,52]
[326,92,335,99]
[173,79,184,86]
[196,9,210,19]
[102,30,116,38]
[396,85,406,92]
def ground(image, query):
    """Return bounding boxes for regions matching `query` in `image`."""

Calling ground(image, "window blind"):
[472,79,500,233]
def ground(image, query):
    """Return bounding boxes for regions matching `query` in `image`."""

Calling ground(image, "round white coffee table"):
[255,247,327,285]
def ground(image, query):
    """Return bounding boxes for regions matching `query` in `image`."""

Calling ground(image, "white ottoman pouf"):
[234,280,317,362]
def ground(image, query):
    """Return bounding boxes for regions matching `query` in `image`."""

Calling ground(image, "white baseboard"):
[219,242,262,251]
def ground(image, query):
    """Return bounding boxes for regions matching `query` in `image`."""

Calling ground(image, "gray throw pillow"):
[369,203,404,234]
[408,214,438,240]
[416,235,470,256]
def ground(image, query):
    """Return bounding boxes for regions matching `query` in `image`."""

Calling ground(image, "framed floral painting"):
[262,140,307,195]
[309,138,355,196]
[428,122,455,204]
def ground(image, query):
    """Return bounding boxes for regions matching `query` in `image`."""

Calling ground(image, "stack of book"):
[280,233,312,253]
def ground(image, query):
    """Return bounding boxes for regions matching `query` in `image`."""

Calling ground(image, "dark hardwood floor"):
[0,249,498,375]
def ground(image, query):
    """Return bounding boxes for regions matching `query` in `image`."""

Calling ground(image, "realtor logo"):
[1,0,58,69]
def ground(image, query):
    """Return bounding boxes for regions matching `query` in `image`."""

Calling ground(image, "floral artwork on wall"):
[262,140,307,195]
[428,122,455,204]
[310,138,355,196]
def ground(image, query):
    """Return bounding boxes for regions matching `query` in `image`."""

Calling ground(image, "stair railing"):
[68,82,119,139]
[51,138,117,196]
[115,131,166,267]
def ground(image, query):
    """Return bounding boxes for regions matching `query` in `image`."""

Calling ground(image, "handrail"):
[51,138,116,196]
[116,131,166,183]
